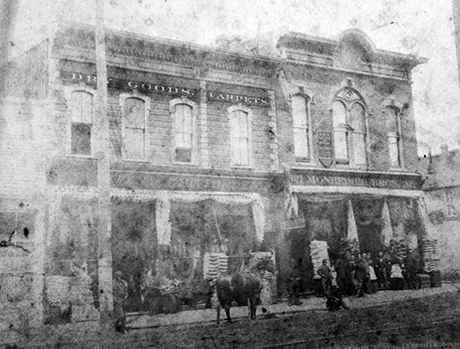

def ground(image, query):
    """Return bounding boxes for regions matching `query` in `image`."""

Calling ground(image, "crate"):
[430,271,442,288]
[417,274,431,289]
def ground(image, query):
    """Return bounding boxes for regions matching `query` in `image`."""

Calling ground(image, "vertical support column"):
[95,0,113,325]
[30,198,45,328]
[199,80,210,168]
[453,0,460,97]
[155,195,171,246]
[268,90,279,172]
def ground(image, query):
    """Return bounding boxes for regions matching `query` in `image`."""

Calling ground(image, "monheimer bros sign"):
[290,170,421,191]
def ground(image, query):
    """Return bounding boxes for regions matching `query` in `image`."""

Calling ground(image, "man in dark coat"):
[113,270,129,333]
[405,250,420,289]
[317,259,332,297]
[354,256,370,297]
[374,251,388,289]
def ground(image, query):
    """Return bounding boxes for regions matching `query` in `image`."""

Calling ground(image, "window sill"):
[335,163,368,171]
[230,166,254,171]
[389,167,408,173]
[66,154,95,160]
[293,161,316,168]
[172,161,199,167]
[123,158,150,164]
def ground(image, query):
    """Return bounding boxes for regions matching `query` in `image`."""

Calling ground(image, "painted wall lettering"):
[207,91,270,107]
[290,172,420,190]
[61,71,196,97]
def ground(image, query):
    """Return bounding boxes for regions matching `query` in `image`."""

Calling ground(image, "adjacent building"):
[418,145,460,277]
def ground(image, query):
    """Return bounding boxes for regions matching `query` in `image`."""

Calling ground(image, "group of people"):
[288,249,421,309]
[317,249,421,299]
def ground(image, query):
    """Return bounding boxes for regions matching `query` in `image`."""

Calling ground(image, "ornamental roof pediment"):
[277,29,427,74]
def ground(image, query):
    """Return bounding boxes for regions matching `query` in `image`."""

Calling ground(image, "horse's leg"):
[216,304,221,325]
[224,302,232,323]
[249,296,257,320]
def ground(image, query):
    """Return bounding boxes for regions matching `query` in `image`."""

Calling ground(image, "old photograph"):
[1,0,460,348]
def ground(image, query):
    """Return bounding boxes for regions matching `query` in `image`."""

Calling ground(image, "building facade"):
[0,24,428,332]
[418,145,460,277]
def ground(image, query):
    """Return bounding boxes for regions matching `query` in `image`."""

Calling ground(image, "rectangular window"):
[124,98,146,160]
[332,101,349,164]
[292,95,310,160]
[353,133,367,165]
[71,91,93,155]
[174,104,193,163]
[388,132,400,168]
[386,106,401,168]
[334,130,349,164]
[230,110,250,167]
[446,190,456,217]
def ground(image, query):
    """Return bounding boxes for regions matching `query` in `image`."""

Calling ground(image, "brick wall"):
[276,63,419,173]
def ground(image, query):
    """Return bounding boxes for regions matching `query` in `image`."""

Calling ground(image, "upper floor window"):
[70,90,93,156]
[446,190,456,218]
[385,106,402,168]
[120,94,150,161]
[228,105,253,167]
[170,98,198,164]
[332,87,367,166]
[292,94,311,161]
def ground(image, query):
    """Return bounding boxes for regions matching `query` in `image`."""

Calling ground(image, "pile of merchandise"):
[421,239,440,273]
[310,240,329,276]
[389,239,408,261]
[203,252,228,283]
[340,237,360,258]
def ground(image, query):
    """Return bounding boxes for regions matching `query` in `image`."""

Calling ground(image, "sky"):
[8,0,460,156]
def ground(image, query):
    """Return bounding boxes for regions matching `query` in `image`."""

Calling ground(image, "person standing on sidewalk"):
[354,255,370,297]
[374,251,388,289]
[113,270,129,333]
[317,259,332,297]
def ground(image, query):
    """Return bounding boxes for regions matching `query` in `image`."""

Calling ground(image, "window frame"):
[384,104,404,170]
[119,93,151,162]
[331,88,369,168]
[291,93,314,164]
[170,97,198,165]
[227,104,254,169]
[446,189,457,219]
[64,85,96,158]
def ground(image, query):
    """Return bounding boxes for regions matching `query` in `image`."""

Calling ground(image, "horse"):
[215,255,276,325]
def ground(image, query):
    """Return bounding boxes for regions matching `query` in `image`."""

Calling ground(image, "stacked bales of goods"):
[340,237,360,258]
[421,239,440,273]
[389,239,407,261]
[310,240,329,276]
[203,252,228,284]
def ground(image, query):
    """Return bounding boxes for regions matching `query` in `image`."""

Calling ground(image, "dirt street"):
[9,289,460,349]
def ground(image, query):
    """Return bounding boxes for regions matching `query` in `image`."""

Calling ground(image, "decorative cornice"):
[53,25,279,79]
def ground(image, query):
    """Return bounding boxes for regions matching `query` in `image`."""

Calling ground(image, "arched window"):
[332,87,368,166]
[70,90,93,156]
[170,98,198,164]
[228,105,252,167]
[385,106,402,168]
[123,97,147,160]
[292,94,311,161]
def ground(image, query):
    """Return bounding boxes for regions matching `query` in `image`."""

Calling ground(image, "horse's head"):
[254,256,276,274]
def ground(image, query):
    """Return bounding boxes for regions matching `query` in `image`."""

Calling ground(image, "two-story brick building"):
[0,23,428,332]
[274,30,428,291]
